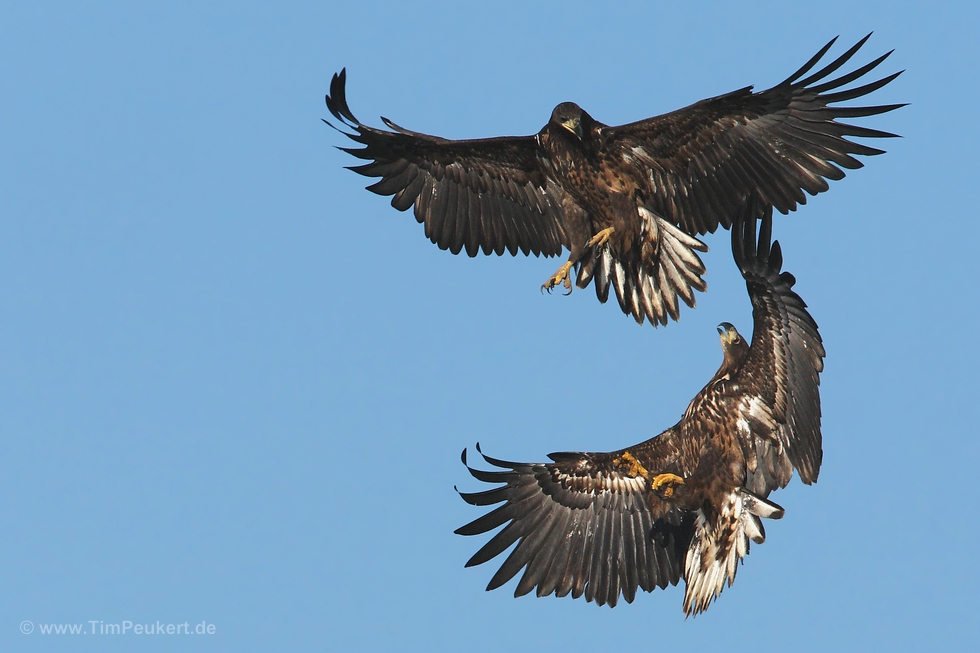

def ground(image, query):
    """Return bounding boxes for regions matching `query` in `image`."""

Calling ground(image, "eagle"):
[455,203,825,615]
[325,34,901,326]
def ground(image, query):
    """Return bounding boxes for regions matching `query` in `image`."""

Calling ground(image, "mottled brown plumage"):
[456,204,825,615]
[325,35,901,325]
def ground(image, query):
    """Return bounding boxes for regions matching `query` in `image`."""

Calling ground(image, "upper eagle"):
[325,34,901,326]
[455,202,825,615]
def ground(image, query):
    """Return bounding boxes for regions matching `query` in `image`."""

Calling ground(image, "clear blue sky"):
[2,2,976,651]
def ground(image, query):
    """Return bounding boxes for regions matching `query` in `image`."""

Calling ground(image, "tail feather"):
[682,489,784,617]
[577,206,707,326]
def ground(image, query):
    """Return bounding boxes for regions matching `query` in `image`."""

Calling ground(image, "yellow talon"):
[586,227,615,249]
[651,473,685,498]
[613,451,649,479]
[541,261,574,294]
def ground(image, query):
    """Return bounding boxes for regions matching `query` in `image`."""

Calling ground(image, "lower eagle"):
[455,202,825,615]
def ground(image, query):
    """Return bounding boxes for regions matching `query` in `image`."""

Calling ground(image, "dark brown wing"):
[732,200,826,491]
[606,35,904,236]
[325,70,570,257]
[455,436,693,607]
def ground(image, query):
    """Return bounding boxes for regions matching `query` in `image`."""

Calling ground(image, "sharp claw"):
[586,227,615,249]
[614,451,649,479]
[542,262,573,296]
[651,473,685,499]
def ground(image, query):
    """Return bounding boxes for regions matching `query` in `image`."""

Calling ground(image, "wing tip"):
[325,67,361,127]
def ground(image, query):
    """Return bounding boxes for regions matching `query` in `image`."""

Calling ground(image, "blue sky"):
[2,1,977,651]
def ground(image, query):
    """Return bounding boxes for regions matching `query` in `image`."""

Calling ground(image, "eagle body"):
[539,104,642,216]
[535,105,669,303]
[456,206,824,615]
[326,35,901,325]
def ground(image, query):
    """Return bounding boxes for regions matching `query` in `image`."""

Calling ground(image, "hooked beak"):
[717,322,736,344]
[560,118,583,140]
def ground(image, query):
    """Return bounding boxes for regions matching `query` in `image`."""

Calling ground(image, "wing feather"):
[731,201,826,491]
[325,69,570,257]
[608,35,903,235]
[455,437,693,607]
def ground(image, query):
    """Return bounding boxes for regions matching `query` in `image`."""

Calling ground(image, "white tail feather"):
[578,205,707,326]
[682,489,784,617]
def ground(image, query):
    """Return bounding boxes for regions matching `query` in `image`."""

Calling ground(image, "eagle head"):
[717,322,749,374]
[551,102,585,140]
[717,322,742,346]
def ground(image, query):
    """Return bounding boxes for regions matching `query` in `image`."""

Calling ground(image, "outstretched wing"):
[325,70,571,257]
[732,201,826,492]
[455,438,693,607]
[607,34,904,236]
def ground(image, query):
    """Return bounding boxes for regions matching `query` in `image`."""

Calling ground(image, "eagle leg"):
[650,473,685,499]
[541,227,616,295]
[586,226,615,249]
[541,261,574,295]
